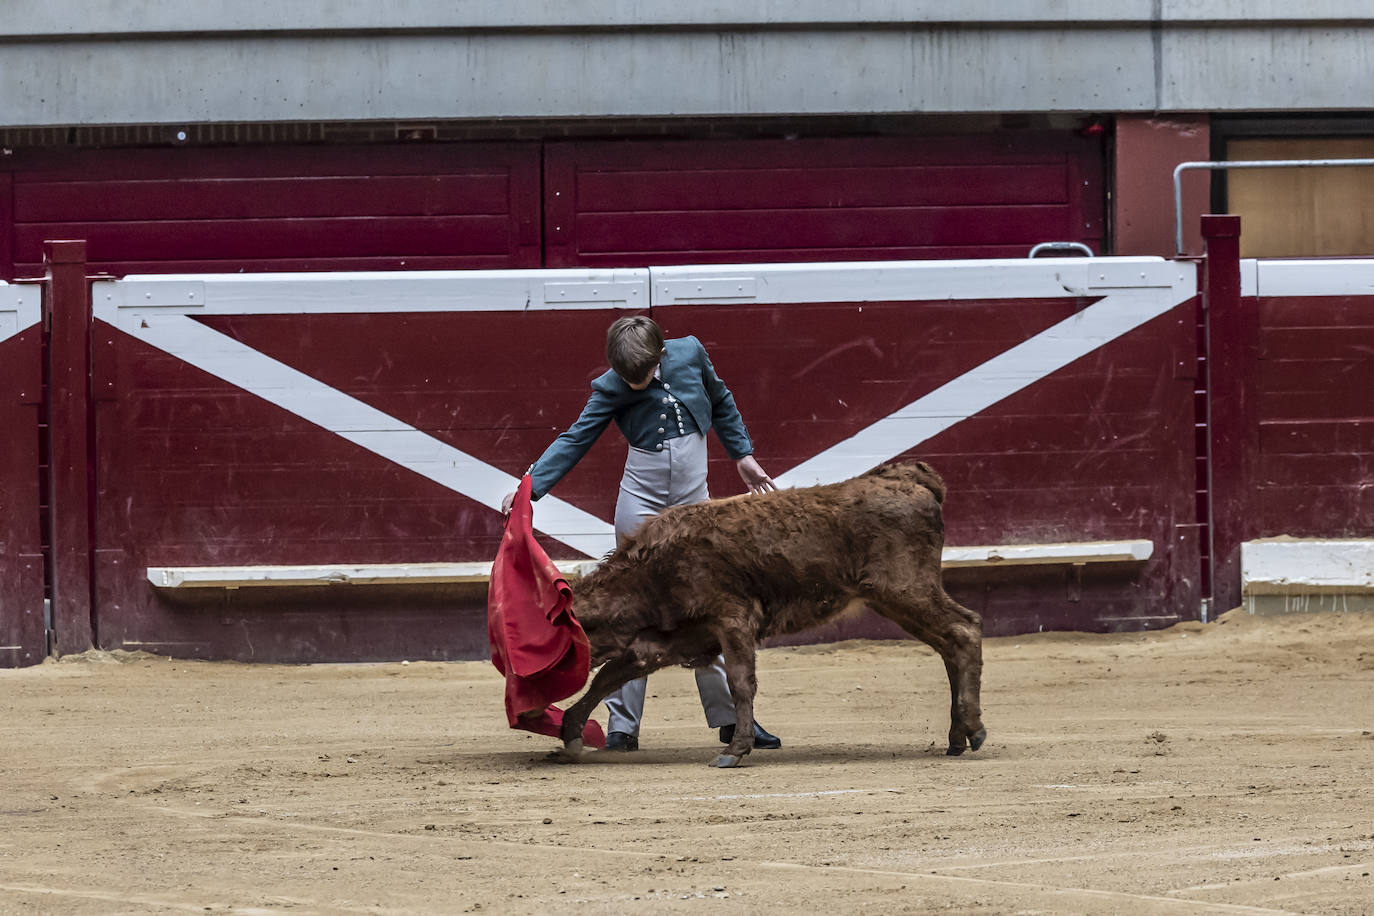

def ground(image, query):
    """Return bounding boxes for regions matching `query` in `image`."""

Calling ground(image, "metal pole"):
[1173,158,1374,256]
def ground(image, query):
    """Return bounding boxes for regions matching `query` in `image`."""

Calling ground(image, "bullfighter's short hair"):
[606,315,665,385]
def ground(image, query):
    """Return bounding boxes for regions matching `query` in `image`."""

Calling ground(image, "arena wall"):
[0,280,44,665]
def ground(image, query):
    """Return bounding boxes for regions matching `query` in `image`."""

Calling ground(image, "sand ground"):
[2,609,1373,915]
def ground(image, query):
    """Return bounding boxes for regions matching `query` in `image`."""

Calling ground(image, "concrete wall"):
[2,2,1372,127]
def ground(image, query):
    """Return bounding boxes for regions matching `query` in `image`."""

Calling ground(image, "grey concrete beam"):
[1162,25,1374,111]
[0,1,1168,38]
[0,29,1158,126]
[1,4,1372,127]
[7,0,1374,37]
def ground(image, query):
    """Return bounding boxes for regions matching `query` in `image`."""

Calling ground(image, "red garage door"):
[1,144,542,278]
[544,133,1105,267]
[0,282,45,666]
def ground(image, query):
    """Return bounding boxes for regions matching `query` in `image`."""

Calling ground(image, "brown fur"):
[559,460,986,764]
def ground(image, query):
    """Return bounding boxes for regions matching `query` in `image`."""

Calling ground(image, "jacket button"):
[663,383,671,389]
[662,397,670,404]
[660,413,667,420]
[656,443,664,450]
[657,427,664,433]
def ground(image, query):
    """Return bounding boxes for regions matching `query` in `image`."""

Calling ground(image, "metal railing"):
[1173,158,1374,255]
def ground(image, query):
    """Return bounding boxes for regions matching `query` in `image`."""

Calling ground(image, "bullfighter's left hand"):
[735,455,777,495]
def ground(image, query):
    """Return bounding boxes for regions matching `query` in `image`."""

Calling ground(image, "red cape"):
[487,475,605,748]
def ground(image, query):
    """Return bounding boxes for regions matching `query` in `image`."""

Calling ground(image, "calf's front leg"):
[559,654,645,757]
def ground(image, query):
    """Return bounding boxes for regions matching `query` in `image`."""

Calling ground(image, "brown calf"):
[559,460,986,767]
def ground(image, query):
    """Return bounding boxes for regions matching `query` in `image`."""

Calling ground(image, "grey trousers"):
[603,433,736,736]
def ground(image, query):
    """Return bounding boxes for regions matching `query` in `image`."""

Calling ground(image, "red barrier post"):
[1201,215,1252,616]
[44,240,95,656]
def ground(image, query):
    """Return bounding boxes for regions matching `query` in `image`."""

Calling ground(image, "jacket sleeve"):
[695,337,754,460]
[529,386,618,500]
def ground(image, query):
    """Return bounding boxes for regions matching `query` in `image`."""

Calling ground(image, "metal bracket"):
[656,277,758,303]
[542,281,644,306]
[102,280,207,309]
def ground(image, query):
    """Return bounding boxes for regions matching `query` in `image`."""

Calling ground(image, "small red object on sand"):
[487,475,605,748]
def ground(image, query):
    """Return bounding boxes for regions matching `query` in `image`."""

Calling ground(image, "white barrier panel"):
[1242,259,1374,298]
[0,281,41,345]
[1242,539,1374,595]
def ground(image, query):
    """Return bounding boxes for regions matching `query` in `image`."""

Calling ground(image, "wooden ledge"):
[147,540,1152,589]
[146,561,601,589]
[1242,539,1374,595]
[940,540,1153,568]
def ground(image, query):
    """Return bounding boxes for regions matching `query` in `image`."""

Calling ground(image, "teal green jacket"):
[529,336,754,500]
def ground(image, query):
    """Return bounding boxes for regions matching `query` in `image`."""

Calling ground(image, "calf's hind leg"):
[712,624,760,769]
[871,588,986,756]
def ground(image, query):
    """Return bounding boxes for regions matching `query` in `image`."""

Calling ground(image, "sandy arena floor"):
[1,609,1373,915]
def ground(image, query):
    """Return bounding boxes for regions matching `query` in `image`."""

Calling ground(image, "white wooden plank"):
[147,540,1152,589]
[942,540,1153,568]
[148,560,602,588]
[1252,259,1374,298]
[1242,539,1374,594]
[651,257,1186,306]
[95,269,650,316]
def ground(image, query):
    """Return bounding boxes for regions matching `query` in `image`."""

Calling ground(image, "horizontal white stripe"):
[91,259,1189,315]
[147,560,603,588]
[671,788,902,801]
[942,540,1152,567]
[1245,258,1374,298]
[95,269,650,315]
[652,257,1183,305]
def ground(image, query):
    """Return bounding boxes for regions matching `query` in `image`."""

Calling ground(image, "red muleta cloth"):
[487,474,605,748]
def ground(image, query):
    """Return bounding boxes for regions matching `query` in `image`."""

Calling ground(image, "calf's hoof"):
[945,728,988,756]
[557,739,585,762]
[712,753,744,768]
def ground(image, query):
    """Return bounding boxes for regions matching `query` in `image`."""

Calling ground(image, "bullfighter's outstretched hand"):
[736,454,776,495]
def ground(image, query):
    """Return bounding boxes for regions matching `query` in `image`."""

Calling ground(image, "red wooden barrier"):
[0,280,45,666]
[653,260,1201,637]
[89,271,634,662]
[1214,250,1374,602]
[76,257,1200,661]
[44,240,95,657]
[1200,216,1250,614]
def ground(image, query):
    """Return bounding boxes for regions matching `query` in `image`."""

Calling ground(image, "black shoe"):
[604,731,639,751]
[718,722,782,750]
